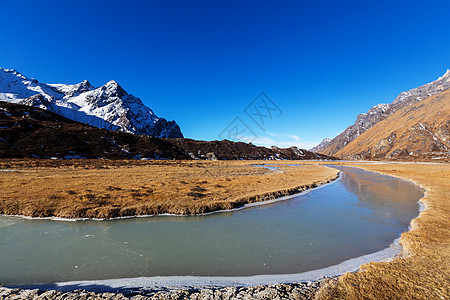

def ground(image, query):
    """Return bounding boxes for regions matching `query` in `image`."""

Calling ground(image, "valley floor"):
[0,160,448,299]
[0,159,338,219]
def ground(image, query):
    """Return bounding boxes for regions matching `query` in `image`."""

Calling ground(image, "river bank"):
[0,280,325,299]
[315,162,450,299]
[0,160,338,219]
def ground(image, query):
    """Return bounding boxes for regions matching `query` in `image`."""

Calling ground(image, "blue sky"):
[1,0,450,149]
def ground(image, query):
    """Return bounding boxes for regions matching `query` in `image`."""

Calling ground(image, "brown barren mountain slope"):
[0,160,338,219]
[316,162,450,300]
[317,69,450,158]
[334,90,450,160]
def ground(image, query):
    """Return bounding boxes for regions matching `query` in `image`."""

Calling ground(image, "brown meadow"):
[0,159,338,219]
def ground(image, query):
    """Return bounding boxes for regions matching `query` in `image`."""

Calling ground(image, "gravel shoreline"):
[0,280,328,299]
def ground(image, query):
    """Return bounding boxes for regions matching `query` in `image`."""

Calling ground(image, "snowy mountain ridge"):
[309,138,331,152]
[0,68,183,138]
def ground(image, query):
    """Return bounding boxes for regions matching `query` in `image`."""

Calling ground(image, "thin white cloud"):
[266,131,282,138]
[243,133,320,150]
[285,133,301,141]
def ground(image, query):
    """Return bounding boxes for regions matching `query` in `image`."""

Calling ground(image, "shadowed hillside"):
[0,102,336,160]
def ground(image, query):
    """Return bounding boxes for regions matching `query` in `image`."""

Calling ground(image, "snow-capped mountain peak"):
[49,80,95,99]
[0,67,183,138]
[309,138,332,153]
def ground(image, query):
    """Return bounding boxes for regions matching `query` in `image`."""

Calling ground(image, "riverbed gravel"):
[0,280,325,299]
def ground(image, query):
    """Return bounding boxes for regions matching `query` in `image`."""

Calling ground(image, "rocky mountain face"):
[332,89,450,161]
[0,102,187,160]
[0,68,183,138]
[0,101,337,160]
[167,139,337,160]
[316,69,450,158]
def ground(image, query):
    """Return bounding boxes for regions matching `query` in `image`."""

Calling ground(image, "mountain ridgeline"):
[0,68,183,138]
[0,101,336,160]
[312,69,450,160]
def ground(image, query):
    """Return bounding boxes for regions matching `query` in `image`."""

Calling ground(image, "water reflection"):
[333,166,422,227]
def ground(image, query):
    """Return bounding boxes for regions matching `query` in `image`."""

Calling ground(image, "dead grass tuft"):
[191,186,207,192]
[186,192,207,198]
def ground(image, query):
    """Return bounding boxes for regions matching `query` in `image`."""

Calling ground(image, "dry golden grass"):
[315,162,450,300]
[0,159,338,219]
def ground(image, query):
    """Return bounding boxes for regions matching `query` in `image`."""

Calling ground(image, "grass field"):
[0,159,338,219]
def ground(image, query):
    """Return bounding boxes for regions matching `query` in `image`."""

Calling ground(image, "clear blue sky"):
[1,0,449,149]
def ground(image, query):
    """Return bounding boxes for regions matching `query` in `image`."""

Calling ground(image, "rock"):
[0,280,327,299]
[206,152,218,161]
